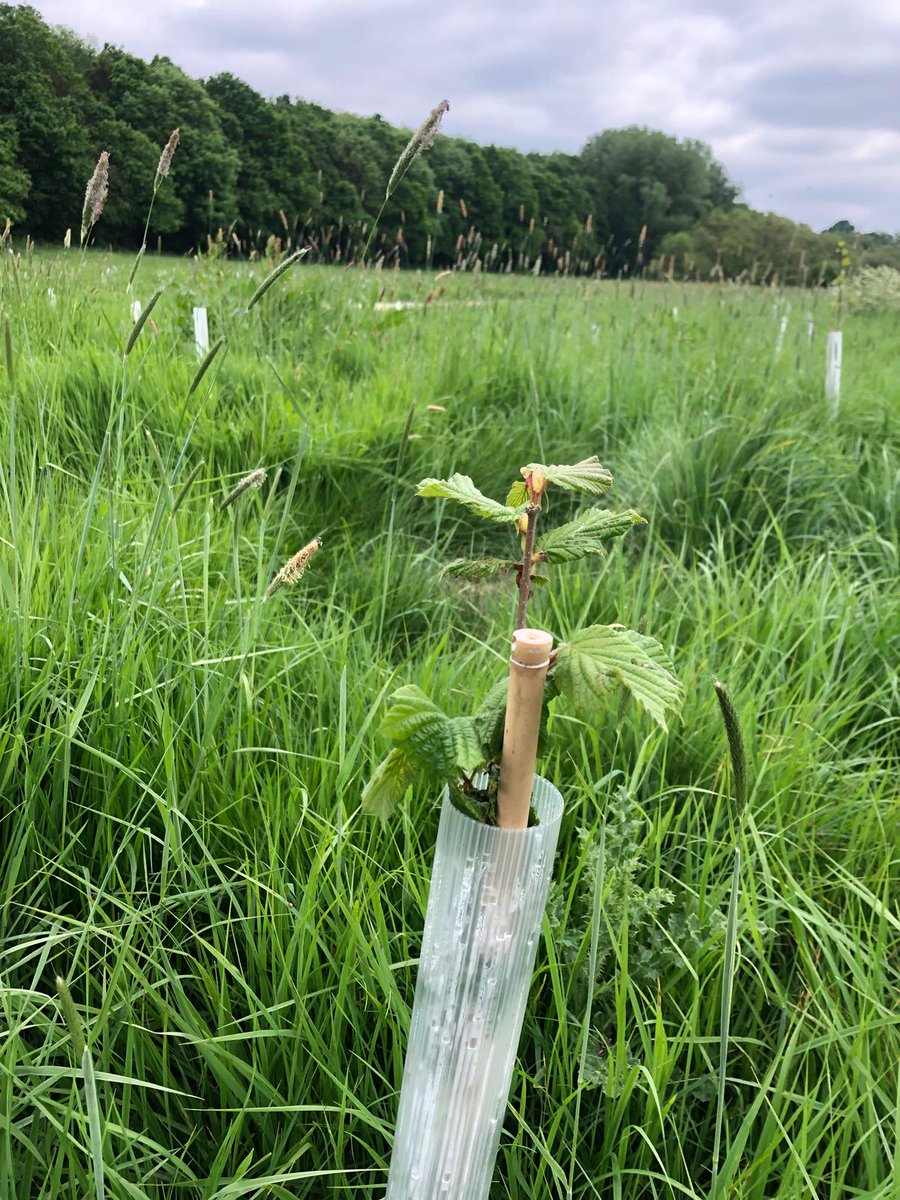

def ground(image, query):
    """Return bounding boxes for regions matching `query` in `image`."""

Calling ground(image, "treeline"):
[1,4,897,282]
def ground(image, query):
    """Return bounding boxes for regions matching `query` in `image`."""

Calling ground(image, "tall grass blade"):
[124,284,164,357]
[246,249,306,311]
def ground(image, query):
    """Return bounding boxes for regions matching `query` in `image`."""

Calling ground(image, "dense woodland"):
[2,3,898,282]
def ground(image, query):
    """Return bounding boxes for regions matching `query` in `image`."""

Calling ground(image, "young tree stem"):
[515,504,540,630]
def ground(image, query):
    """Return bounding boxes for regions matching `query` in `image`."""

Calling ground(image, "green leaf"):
[362,748,416,823]
[380,684,483,775]
[473,674,552,759]
[506,480,529,507]
[524,456,613,495]
[440,558,517,581]
[380,684,450,769]
[447,717,484,772]
[474,677,509,759]
[416,474,524,523]
[553,625,683,730]
[536,509,645,563]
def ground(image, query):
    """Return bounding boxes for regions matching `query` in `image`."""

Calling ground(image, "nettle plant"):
[363,456,684,824]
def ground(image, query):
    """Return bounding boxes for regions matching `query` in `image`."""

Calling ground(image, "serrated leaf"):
[416,474,524,523]
[380,684,483,776]
[440,558,517,581]
[524,456,613,495]
[362,747,416,823]
[474,674,553,760]
[506,480,529,507]
[536,509,645,563]
[447,717,484,772]
[553,625,683,730]
[380,684,453,773]
[380,684,444,741]
[474,677,509,759]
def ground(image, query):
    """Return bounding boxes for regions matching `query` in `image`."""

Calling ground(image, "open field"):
[1,248,898,1199]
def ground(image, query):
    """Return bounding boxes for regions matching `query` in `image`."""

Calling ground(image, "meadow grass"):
[0,246,897,1198]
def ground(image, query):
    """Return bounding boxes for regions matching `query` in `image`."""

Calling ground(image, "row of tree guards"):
[127,298,847,414]
[765,301,843,413]
[385,629,560,1198]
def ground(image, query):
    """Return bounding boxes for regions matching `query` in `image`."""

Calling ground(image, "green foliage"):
[360,746,417,823]
[0,5,93,237]
[440,557,517,580]
[473,677,510,761]
[362,684,496,821]
[660,205,838,285]
[379,684,483,776]
[536,508,644,563]
[505,479,529,507]
[546,789,733,1089]
[4,3,891,283]
[525,455,613,494]
[416,472,525,523]
[580,126,737,271]
[370,455,682,820]
[0,251,895,1198]
[0,117,29,223]
[844,264,900,312]
[553,625,683,731]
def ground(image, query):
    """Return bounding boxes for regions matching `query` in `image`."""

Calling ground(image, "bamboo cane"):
[496,627,553,829]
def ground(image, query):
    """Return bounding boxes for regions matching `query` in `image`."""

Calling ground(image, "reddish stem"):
[515,504,540,629]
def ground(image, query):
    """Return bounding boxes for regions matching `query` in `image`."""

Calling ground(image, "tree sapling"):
[363,454,683,824]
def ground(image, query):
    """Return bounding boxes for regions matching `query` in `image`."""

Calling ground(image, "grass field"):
[1,246,898,1199]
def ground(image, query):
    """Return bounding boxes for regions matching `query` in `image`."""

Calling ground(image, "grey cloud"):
[741,65,900,131]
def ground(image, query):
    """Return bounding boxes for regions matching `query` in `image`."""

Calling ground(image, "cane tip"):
[511,627,553,665]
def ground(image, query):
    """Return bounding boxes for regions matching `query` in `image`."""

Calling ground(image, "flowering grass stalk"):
[129,128,180,288]
[266,538,322,597]
[220,468,267,511]
[360,100,449,267]
[80,151,109,249]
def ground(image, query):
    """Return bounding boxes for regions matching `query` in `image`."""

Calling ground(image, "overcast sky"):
[28,0,900,232]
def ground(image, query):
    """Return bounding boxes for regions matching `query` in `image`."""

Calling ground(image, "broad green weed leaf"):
[554,625,683,730]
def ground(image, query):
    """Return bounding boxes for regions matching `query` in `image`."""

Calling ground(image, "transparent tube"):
[386,776,563,1200]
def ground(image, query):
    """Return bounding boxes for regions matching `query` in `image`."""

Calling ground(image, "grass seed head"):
[81,151,109,245]
[386,100,449,199]
[220,468,268,510]
[155,128,180,188]
[714,680,749,817]
[267,538,321,597]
